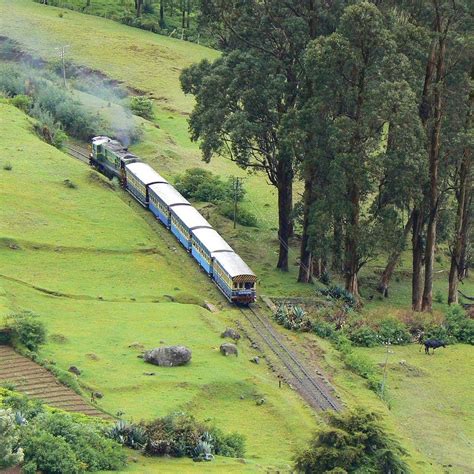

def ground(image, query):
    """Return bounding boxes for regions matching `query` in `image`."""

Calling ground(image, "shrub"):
[108,420,147,450]
[141,413,245,459]
[445,305,474,344]
[274,305,311,331]
[30,104,67,148]
[10,94,32,112]
[37,412,127,471]
[294,409,408,473]
[312,321,335,339]
[217,201,258,227]
[0,408,24,469]
[319,270,331,285]
[130,96,154,119]
[21,430,82,474]
[8,311,47,352]
[319,285,357,308]
[377,318,412,345]
[3,162,12,171]
[348,326,380,347]
[175,169,245,205]
[210,429,245,458]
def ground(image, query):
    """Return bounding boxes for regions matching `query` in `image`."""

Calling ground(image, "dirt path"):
[0,345,105,417]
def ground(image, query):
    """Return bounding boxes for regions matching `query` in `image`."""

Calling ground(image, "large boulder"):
[221,328,241,342]
[220,343,238,357]
[144,346,192,367]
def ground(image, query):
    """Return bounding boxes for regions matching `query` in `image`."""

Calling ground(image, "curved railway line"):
[64,142,341,412]
[240,306,341,411]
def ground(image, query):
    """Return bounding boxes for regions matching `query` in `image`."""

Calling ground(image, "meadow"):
[0,103,316,471]
[0,1,473,472]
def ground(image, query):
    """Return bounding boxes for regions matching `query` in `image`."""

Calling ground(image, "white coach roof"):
[149,183,190,208]
[214,251,255,278]
[192,227,233,254]
[125,162,168,186]
[171,205,212,230]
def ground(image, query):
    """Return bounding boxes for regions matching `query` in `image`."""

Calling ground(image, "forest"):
[179,0,472,312]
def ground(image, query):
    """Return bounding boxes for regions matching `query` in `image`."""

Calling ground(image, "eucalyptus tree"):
[302,2,424,296]
[180,0,338,271]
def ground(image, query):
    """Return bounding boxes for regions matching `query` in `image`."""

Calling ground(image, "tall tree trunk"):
[344,183,360,296]
[332,219,343,273]
[276,160,293,272]
[412,208,424,311]
[448,88,473,304]
[160,0,164,22]
[298,176,314,283]
[378,212,414,297]
[181,0,186,28]
[422,36,446,312]
[186,0,191,29]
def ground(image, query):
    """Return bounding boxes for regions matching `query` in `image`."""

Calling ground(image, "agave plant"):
[108,420,147,450]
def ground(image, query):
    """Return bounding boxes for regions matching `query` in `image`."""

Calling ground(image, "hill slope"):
[0,102,316,471]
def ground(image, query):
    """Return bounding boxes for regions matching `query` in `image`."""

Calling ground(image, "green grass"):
[353,344,474,473]
[0,103,317,471]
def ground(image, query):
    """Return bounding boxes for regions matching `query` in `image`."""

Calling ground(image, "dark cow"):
[423,339,446,354]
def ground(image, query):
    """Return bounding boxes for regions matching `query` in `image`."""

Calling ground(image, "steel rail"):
[240,306,340,411]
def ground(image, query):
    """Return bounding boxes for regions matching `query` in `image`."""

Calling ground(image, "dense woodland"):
[180,0,473,312]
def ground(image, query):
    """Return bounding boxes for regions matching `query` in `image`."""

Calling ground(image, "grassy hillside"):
[0,102,317,471]
[1,2,473,472]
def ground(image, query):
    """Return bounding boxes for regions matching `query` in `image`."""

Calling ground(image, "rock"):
[240,394,245,400]
[220,343,238,357]
[256,398,265,406]
[399,359,407,365]
[250,356,260,364]
[143,372,156,376]
[144,346,192,367]
[250,341,260,350]
[68,366,81,376]
[221,328,241,342]
[93,391,103,399]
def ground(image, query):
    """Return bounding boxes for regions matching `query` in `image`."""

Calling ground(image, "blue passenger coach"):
[170,205,212,250]
[125,162,167,206]
[149,183,190,227]
[191,228,233,275]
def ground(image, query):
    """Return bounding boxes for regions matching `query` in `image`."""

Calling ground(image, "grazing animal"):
[423,339,446,354]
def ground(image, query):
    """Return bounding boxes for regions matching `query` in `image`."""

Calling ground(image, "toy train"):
[89,136,256,305]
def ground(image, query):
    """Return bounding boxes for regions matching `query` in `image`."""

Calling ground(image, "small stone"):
[221,328,241,341]
[256,398,265,406]
[220,343,238,357]
[250,356,260,364]
[143,372,156,376]
[240,395,245,400]
[68,366,81,376]
[94,391,103,399]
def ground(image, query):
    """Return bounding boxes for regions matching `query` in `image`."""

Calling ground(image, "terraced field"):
[0,345,104,417]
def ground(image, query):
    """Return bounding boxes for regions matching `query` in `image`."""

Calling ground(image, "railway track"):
[63,141,340,411]
[65,144,90,164]
[240,306,341,411]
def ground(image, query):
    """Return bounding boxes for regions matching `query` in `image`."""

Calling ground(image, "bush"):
[10,94,32,112]
[274,305,311,331]
[8,311,47,352]
[319,285,357,308]
[312,321,335,339]
[141,412,245,459]
[294,409,408,473]
[348,326,380,347]
[22,430,82,474]
[175,169,246,205]
[445,305,474,344]
[108,420,147,450]
[0,409,24,469]
[377,318,412,345]
[217,201,258,227]
[30,104,67,148]
[130,96,154,119]
[37,412,127,471]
